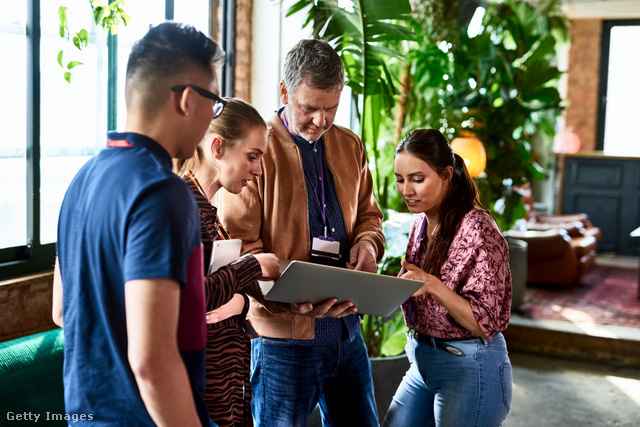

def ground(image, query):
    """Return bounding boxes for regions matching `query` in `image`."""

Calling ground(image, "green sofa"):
[0,328,65,426]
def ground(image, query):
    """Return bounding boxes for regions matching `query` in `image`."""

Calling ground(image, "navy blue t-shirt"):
[57,132,208,425]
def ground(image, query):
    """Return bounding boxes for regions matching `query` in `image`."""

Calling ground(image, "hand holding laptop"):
[289,298,358,319]
[261,261,423,317]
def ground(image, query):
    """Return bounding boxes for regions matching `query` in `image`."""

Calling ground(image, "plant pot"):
[506,236,528,310]
[370,353,410,423]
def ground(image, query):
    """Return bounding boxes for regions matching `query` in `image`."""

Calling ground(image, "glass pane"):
[603,25,640,156]
[40,0,108,244]
[175,0,211,36]
[115,1,220,130]
[0,1,27,249]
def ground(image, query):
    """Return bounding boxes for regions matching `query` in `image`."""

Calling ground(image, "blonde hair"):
[173,97,267,177]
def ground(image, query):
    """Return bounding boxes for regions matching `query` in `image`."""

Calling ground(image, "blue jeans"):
[383,332,512,427]
[251,330,378,427]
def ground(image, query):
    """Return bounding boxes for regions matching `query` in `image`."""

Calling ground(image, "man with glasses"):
[53,22,224,426]
[171,84,227,118]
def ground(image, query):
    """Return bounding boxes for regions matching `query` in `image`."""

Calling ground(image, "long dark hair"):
[396,129,493,276]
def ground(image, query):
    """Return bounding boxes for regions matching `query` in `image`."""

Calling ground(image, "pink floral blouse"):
[400,208,512,339]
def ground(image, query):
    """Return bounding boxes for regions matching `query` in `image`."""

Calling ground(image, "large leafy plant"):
[402,0,569,230]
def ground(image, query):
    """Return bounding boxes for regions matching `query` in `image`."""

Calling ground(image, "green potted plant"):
[399,0,570,230]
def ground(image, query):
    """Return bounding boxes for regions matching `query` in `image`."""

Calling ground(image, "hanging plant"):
[57,0,130,83]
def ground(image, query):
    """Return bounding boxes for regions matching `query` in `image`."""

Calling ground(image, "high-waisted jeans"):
[383,332,512,427]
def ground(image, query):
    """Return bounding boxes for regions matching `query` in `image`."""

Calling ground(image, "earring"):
[444,179,447,183]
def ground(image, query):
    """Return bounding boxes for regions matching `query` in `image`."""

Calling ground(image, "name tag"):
[311,236,341,260]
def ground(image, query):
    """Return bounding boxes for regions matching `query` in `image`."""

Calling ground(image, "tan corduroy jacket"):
[220,112,385,339]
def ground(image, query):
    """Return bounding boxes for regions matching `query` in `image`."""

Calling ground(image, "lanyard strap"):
[281,109,328,234]
[184,171,230,240]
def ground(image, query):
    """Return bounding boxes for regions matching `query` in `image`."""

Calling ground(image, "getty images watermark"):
[6,412,94,422]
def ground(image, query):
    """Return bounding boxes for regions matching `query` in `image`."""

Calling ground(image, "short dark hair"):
[283,39,344,94]
[125,22,225,114]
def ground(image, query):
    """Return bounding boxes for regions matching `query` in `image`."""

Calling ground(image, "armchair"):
[505,228,597,286]
[505,184,601,286]
[517,184,602,241]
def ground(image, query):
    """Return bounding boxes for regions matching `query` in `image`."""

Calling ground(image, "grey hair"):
[283,39,344,94]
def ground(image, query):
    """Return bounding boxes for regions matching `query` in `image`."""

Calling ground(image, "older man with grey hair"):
[222,38,384,426]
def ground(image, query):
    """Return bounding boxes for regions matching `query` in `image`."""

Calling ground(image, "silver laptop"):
[260,260,423,317]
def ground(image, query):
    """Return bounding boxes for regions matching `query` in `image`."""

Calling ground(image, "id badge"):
[311,236,341,260]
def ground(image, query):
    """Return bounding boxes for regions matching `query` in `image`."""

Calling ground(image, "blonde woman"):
[174,98,279,426]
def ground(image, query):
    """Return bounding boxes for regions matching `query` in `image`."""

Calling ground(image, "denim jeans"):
[250,330,379,427]
[383,332,512,427]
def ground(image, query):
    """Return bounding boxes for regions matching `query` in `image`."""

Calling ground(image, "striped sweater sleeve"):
[204,254,261,312]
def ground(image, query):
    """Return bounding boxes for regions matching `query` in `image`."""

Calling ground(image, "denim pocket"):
[500,363,513,412]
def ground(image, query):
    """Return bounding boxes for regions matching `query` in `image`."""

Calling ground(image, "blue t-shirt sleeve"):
[123,176,201,286]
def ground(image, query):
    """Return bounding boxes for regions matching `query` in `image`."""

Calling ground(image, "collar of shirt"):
[106,131,172,172]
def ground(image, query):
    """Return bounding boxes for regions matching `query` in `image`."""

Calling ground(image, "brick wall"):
[235,0,252,101]
[0,272,57,343]
[565,19,602,151]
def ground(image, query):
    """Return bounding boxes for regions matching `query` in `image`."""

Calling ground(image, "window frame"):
[596,19,640,151]
[0,0,235,280]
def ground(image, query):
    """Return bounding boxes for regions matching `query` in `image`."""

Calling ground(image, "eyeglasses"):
[171,84,227,118]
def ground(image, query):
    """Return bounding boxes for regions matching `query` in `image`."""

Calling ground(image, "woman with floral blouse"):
[383,129,513,427]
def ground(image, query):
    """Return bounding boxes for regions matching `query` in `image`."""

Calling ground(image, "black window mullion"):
[221,0,235,97]
[26,0,41,260]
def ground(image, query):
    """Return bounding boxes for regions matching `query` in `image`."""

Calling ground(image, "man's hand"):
[347,240,377,272]
[290,298,357,318]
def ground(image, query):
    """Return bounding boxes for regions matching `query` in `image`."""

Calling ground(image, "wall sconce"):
[451,137,487,177]
[554,130,581,154]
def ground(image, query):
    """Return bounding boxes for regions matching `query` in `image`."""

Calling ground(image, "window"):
[0,0,230,280]
[597,20,640,156]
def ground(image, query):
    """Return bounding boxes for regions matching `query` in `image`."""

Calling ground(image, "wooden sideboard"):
[557,151,640,256]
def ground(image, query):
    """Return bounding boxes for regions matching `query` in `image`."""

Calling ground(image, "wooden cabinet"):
[558,152,640,256]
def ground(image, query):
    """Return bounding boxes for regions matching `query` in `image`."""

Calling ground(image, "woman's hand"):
[401,259,437,297]
[400,260,487,338]
[206,293,245,324]
[254,253,280,280]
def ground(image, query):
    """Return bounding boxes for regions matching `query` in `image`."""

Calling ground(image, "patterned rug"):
[515,264,640,329]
